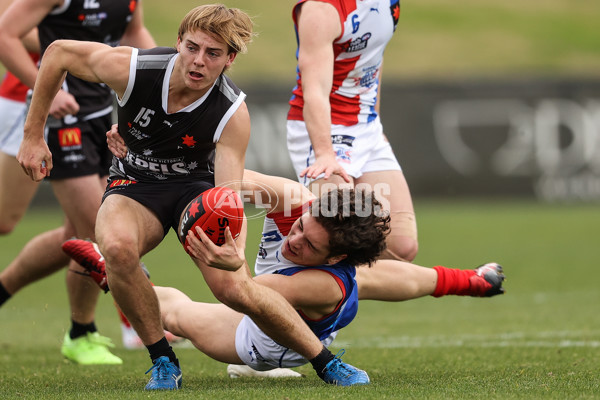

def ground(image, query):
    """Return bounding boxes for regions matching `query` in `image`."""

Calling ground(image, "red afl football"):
[179,187,244,252]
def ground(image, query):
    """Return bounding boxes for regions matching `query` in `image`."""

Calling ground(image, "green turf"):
[1,200,599,399]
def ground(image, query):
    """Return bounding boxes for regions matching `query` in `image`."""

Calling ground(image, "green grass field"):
[1,200,599,399]
[1,1,599,398]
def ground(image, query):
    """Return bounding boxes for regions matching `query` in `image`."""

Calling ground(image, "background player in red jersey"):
[0,0,40,235]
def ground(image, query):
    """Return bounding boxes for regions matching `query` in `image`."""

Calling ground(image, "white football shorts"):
[235,315,336,371]
[287,117,401,186]
[0,97,27,157]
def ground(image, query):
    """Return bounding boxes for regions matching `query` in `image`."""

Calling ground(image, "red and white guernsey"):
[287,0,401,126]
[0,53,39,102]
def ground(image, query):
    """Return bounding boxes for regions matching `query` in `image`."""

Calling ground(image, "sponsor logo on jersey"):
[109,179,138,188]
[250,344,267,363]
[126,123,150,140]
[358,64,379,88]
[334,147,352,163]
[58,127,82,150]
[259,230,283,259]
[78,12,108,27]
[331,135,356,147]
[63,154,85,163]
[258,245,267,259]
[262,230,283,242]
[343,32,371,53]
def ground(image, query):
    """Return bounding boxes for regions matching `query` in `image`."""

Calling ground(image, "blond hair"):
[178,4,254,54]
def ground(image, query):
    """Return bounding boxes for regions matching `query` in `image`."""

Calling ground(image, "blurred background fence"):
[244,79,600,202]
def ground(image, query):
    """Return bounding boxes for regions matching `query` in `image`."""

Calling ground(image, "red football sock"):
[432,266,476,297]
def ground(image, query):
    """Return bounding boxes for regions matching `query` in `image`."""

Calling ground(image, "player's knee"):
[210,279,252,313]
[385,212,419,261]
[101,238,139,274]
[0,224,15,235]
[0,216,19,235]
[159,295,184,333]
[382,236,419,262]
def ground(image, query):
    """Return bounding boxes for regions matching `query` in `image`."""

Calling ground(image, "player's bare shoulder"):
[89,45,135,98]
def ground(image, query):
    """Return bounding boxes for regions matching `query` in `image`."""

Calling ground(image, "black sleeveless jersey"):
[111,47,246,183]
[38,0,137,117]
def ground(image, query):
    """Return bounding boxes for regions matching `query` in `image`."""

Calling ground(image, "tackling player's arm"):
[214,101,250,192]
[19,40,132,181]
[254,270,343,320]
[213,101,251,252]
[241,169,315,214]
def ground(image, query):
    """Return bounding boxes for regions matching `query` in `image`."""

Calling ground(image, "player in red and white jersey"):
[288,0,397,126]
[0,52,39,235]
[0,0,41,234]
[287,1,419,301]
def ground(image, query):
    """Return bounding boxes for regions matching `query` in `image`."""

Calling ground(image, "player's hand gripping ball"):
[179,187,244,253]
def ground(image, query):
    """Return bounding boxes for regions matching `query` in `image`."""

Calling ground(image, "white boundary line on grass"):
[335,330,600,348]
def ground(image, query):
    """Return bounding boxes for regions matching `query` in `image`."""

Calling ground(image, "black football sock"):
[69,320,97,339]
[147,337,179,366]
[309,346,335,378]
[0,281,11,307]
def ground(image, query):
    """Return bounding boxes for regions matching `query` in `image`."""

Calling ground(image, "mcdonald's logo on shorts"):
[58,127,82,149]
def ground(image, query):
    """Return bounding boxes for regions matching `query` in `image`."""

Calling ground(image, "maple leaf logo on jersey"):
[182,134,196,147]
[390,0,400,31]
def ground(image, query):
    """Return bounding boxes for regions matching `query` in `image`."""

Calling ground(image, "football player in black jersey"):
[18,4,374,391]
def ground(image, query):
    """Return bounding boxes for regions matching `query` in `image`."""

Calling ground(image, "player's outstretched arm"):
[19,40,132,181]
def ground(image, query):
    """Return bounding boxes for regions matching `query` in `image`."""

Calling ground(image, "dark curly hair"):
[310,188,391,267]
